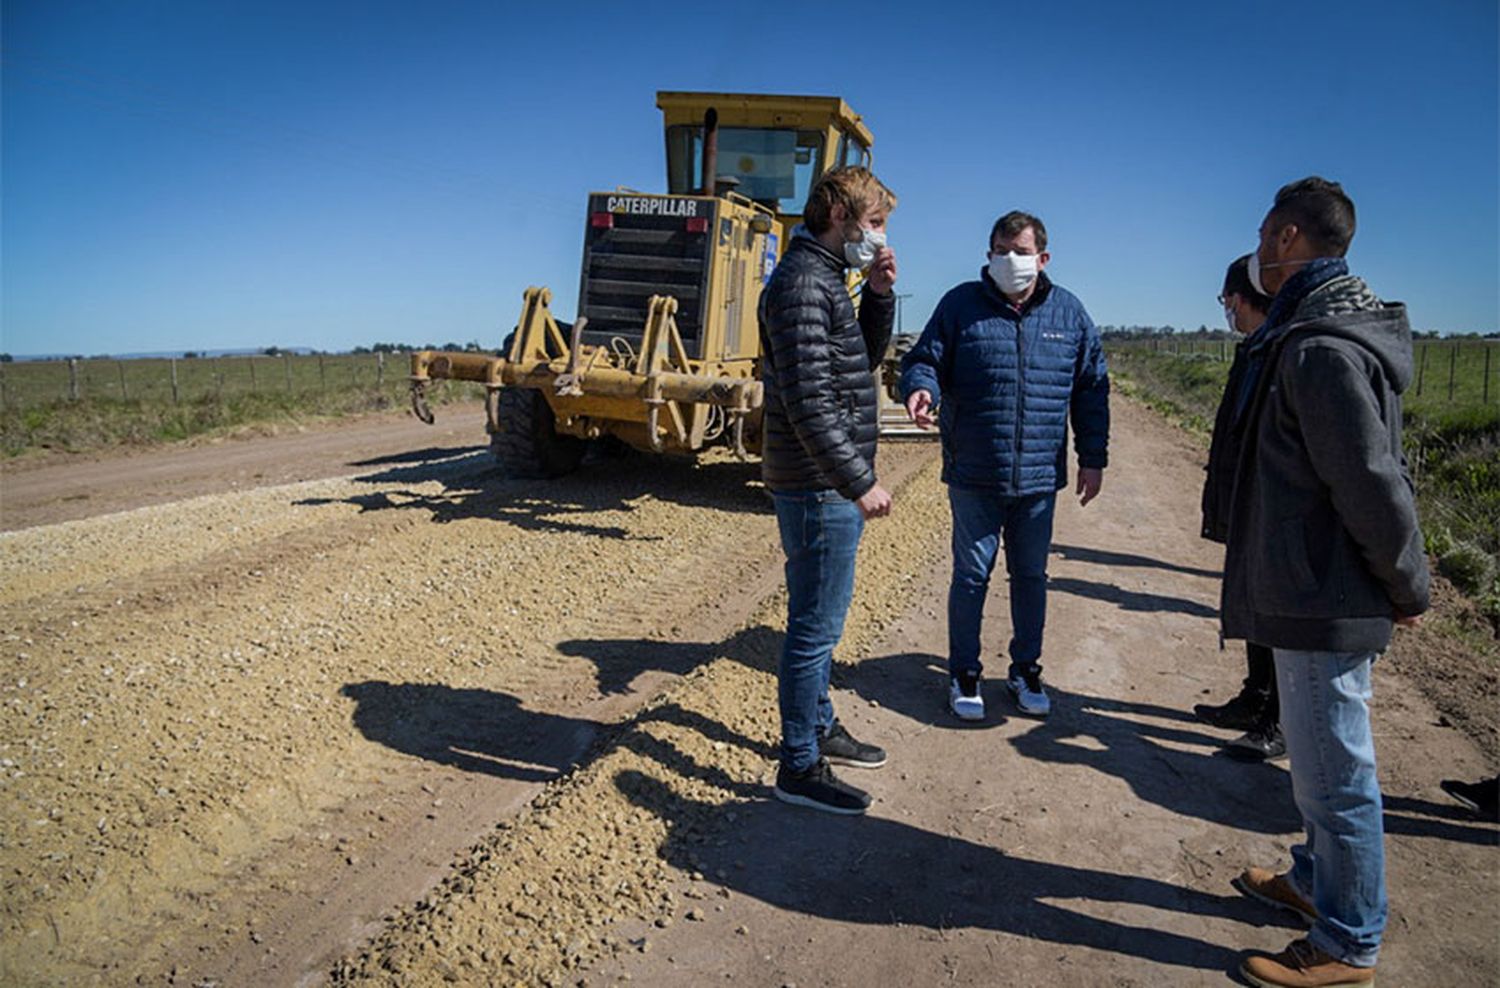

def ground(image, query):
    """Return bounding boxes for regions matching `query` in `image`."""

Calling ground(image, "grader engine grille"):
[580,194,714,358]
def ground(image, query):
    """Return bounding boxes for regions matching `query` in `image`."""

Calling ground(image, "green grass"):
[0,353,487,456]
[1,353,402,406]
[1107,341,1500,629]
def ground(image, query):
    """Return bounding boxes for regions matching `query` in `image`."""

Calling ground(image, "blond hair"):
[803,166,897,235]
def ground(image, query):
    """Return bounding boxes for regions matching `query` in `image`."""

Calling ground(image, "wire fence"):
[0,353,409,409]
[1106,337,1499,405]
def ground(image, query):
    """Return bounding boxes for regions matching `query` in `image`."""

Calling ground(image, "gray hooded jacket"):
[1220,274,1430,653]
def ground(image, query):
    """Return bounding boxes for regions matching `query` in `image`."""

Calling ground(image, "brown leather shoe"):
[1233,866,1318,924]
[1241,937,1375,987]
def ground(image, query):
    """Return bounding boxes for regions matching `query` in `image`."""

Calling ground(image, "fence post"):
[249,356,257,391]
[215,357,224,396]
[1485,344,1492,404]
[1447,342,1457,401]
[68,358,80,401]
[377,351,385,387]
[1416,344,1427,396]
[118,360,129,400]
[170,358,180,404]
[284,353,292,392]
[318,353,326,390]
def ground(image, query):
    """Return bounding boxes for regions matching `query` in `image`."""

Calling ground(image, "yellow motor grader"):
[408,91,921,477]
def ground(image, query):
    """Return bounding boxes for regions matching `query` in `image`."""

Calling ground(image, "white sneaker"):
[949,672,984,721]
[1008,670,1051,717]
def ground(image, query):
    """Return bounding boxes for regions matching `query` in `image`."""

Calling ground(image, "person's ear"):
[1277,222,1300,255]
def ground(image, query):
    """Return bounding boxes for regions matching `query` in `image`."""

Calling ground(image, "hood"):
[1289,275,1414,393]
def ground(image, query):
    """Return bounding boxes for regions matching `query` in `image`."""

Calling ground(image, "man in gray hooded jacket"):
[1220,177,1429,988]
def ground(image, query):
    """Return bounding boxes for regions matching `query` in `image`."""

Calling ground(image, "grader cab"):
[409,91,913,478]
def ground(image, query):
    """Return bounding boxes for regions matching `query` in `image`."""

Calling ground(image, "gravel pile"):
[328,462,951,987]
[2,446,896,985]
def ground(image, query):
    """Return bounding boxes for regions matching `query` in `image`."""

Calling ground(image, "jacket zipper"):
[1013,312,1025,490]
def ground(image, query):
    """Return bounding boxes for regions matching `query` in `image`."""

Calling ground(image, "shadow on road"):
[845,651,1010,730]
[347,445,488,468]
[1048,575,1220,619]
[614,766,1267,976]
[1381,793,1500,847]
[342,680,776,780]
[1007,689,1302,835]
[557,626,782,697]
[340,680,601,782]
[1052,542,1222,580]
[296,451,771,534]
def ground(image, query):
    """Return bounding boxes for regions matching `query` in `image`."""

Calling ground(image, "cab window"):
[666,125,824,214]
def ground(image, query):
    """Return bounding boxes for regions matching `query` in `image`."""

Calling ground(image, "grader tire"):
[491,386,585,478]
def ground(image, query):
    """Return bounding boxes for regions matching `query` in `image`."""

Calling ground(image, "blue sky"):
[3,0,1496,357]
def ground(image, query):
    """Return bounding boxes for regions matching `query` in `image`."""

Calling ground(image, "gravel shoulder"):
[1,397,1495,988]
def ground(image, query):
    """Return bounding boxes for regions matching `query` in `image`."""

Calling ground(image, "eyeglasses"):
[1217,293,1233,306]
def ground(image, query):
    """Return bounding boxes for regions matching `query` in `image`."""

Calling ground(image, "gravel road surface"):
[1,398,1494,987]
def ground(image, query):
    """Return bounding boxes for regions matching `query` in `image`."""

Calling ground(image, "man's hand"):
[866,247,897,295]
[1395,614,1423,628]
[905,389,937,430]
[856,483,893,520]
[1076,467,1103,506]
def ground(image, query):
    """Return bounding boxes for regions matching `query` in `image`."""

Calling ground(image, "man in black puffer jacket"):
[758,166,898,815]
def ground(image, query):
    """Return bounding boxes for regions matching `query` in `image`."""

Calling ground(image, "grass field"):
[1106,338,1500,628]
[0,352,487,454]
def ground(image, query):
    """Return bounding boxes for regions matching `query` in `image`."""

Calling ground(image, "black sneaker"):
[1225,723,1287,762]
[1441,776,1500,819]
[773,758,871,815]
[1194,688,1269,731]
[820,722,887,769]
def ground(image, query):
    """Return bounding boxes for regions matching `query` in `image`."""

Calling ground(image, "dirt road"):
[1,398,1495,987]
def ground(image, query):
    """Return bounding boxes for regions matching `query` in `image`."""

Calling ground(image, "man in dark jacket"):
[1194,255,1284,762]
[899,211,1109,721]
[759,166,898,815]
[1223,178,1429,988]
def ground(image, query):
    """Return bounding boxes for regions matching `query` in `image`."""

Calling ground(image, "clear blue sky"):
[3,0,1496,357]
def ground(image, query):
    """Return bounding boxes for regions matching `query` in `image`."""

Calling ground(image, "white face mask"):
[843,227,887,270]
[1249,244,1308,297]
[1247,250,1270,297]
[988,251,1039,294]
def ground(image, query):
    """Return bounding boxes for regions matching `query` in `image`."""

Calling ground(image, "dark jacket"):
[1201,337,1257,544]
[758,229,894,499]
[1220,271,1430,653]
[898,270,1109,494]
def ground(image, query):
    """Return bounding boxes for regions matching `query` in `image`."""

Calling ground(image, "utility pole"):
[895,293,914,335]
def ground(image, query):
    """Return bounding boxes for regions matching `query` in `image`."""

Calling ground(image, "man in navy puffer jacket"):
[900,210,1109,720]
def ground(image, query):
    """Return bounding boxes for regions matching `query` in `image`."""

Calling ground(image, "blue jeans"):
[1274,648,1385,968]
[773,490,864,773]
[947,486,1056,681]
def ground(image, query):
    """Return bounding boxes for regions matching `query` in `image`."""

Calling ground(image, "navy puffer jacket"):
[899,270,1109,494]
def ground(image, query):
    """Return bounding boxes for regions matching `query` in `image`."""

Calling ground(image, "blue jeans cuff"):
[1308,926,1378,970]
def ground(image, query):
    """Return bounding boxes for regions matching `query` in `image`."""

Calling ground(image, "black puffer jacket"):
[758,230,894,499]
